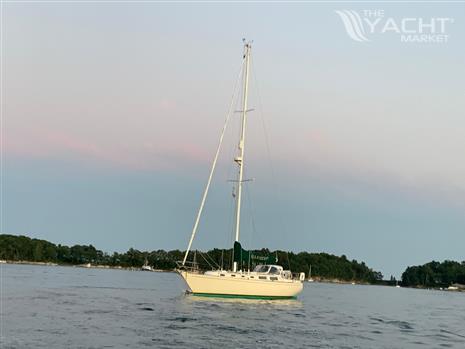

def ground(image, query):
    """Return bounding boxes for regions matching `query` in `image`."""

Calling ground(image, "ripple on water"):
[369,316,414,331]
[139,307,154,311]
[440,329,465,339]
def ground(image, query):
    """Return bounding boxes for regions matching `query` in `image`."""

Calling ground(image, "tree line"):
[401,260,465,287]
[0,234,383,282]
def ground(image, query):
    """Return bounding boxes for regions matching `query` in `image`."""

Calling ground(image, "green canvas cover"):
[233,241,277,268]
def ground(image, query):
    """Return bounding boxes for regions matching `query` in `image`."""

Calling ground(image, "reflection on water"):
[187,293,304,308]
[2,264,465,348]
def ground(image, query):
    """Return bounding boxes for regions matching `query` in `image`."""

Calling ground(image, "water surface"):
[2,264,465,348]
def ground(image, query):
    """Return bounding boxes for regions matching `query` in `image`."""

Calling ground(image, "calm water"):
[2,264,465,348]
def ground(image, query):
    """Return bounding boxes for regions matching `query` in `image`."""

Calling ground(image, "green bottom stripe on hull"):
[191,292,296,300]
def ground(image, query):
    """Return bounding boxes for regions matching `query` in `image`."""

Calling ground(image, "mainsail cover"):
[233,241,277,268]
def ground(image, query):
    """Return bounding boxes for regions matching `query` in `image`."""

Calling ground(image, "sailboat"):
[308,265,314,282]
[176,41,304,299]
[141,257,153,271]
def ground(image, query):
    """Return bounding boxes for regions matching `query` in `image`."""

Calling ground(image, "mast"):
[233,40,251,272]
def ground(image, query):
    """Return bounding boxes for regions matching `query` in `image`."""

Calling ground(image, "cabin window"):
[269,267,280,275]
[270,276,278,281]
[231,274,236,277]
[220,274,225,276]
[250,276,254,278]
[259,276,267,280]
[253,265,270,273]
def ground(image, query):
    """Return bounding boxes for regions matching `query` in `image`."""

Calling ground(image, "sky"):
[3,2,465,278]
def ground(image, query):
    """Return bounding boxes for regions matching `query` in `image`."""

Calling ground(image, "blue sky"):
[4,2,465,277]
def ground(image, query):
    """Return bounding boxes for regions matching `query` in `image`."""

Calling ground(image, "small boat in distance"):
[141,258,153,271]
[308,265,314,282]
[176,40,304,299]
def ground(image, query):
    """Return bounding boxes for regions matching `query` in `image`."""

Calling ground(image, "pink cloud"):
[6,127,210,172]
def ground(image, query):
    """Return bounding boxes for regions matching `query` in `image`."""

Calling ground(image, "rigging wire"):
[182,60,245,266]
[200,250,220,270]
[198,251,218,270]
[244,182,258,251]
[250,54,291,248]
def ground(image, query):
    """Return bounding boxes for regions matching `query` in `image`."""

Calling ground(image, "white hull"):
[179,271,303,299]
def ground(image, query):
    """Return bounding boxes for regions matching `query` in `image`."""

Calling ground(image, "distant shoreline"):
[2,234,465,291]
[0,233,385,284]
[0,259,370,284]
[0,259,176,273]
[2,260,464,292]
